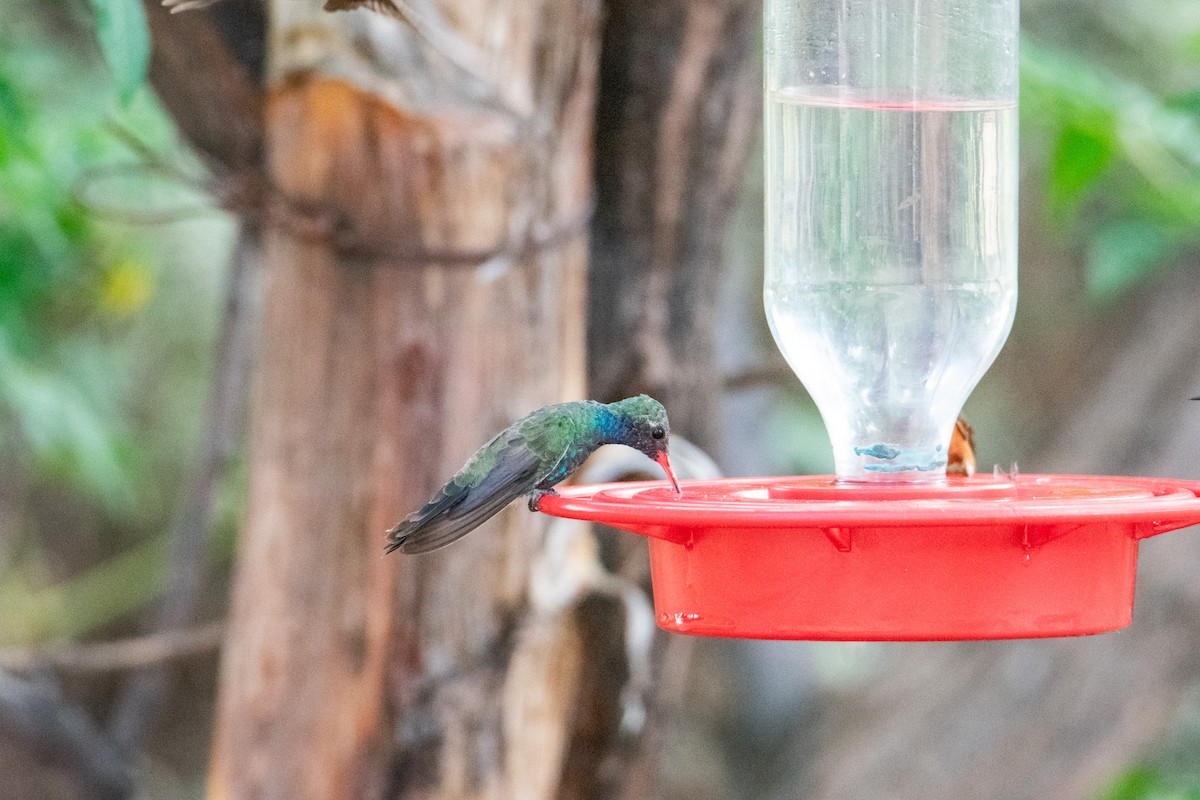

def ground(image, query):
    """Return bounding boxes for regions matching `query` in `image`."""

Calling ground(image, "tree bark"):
[589,0,761,448]
[141,0,263,176]
[578,3,760,797]
[206,3,598,799]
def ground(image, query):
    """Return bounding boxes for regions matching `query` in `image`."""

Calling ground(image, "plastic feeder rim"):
[538,474,1200,641]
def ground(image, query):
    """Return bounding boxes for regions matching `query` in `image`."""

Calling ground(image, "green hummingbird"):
[385,395,682,554]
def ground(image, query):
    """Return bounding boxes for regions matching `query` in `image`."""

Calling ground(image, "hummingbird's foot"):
[528,488,558,512]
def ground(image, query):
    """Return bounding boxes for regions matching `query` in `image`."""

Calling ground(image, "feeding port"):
[539,0,1200,640]
[540,475,1200,640]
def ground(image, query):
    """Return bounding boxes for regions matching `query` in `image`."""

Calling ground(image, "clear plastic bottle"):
[764,0,1019,482]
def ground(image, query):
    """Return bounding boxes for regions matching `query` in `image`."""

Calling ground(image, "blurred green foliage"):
[0,30,147,512]
[1020,6,1200,299]
[0,0,1197,794]
[88,0,150,104]
[1100,766,1200,800]
[0,3,235,645]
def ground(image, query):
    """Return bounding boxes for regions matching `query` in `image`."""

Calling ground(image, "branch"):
[0,622,224,673]
[0,670,134,800]
[723,360,796,392]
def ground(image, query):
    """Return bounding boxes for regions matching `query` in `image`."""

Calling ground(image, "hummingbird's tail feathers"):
[384,487,470,554]
[383,528,408,554]
[386,481,532,554]
[385,442,543,554]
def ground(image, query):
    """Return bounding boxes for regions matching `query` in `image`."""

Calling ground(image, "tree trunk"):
[206,2,598,798]
[579,2,760,797]
[589,0,761,448]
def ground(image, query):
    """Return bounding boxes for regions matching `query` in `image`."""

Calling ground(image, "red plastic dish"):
[537,474,1200,641]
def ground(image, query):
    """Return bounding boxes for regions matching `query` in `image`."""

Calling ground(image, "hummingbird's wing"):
[385,427,554,554]
[322,0,411,21]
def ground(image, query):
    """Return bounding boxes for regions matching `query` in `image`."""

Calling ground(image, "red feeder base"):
[538,474,1200,641]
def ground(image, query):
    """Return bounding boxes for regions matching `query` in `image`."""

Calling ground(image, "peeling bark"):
[206,3,598,798]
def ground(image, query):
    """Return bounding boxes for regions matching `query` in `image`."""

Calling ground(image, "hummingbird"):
[385,395,682,554]
[947,416,976,477]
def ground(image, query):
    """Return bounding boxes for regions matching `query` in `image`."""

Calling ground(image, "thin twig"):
[723,360,797,391]
[313,196,595,268]
[72,120,224,226]
[107,228,258,751]
[80,123,591,267]
[104,119,212,190]
[0,622,225,673]
[73,163,223,225]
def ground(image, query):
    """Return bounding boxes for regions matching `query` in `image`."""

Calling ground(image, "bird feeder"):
[540,0,1200,640]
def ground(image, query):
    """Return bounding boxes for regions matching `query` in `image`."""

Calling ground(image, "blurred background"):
[2,0,1200,798]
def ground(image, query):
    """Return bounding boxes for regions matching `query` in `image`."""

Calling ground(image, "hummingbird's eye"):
[651,426,665,440]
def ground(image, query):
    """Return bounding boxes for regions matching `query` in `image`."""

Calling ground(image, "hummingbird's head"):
[610,395,682,495]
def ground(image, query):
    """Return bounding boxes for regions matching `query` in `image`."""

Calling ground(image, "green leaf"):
[1166,90,1200,117]
[1023,37,1200,227]
[0,333,135,514]
[1096,764,1200,800]
[1098,766,1160,800]
[1049,124,1115,213]
[0,74,26,132]
[88,0,150,104]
